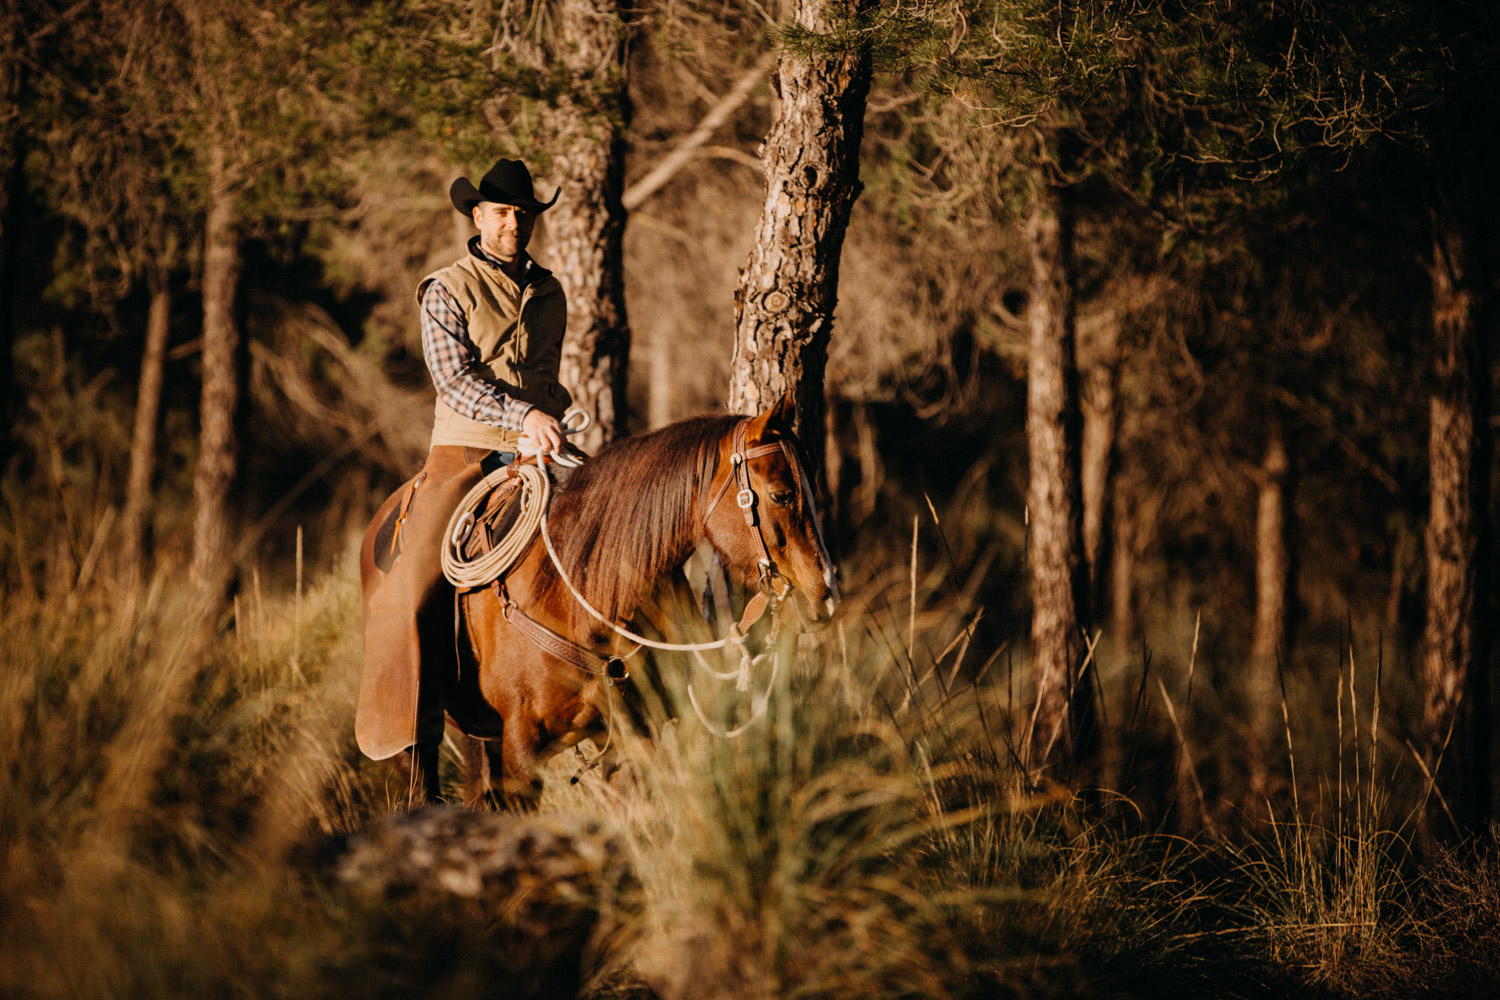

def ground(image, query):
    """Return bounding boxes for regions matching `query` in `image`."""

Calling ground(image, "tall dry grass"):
[0,558,377,1000]
[1,533,1498,999]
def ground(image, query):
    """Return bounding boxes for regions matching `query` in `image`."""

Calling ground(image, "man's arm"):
[419,280,532,431]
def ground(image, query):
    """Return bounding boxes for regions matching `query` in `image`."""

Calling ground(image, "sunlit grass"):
[0,561,375,1000]
[1,552,1497,999]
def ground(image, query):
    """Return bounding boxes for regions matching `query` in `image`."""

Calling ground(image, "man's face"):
[472,201,536,261]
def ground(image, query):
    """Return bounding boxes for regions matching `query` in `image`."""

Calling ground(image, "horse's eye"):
[770,490,795,507]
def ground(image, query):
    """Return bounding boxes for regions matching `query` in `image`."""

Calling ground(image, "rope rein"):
[442,413,800,732]
[537,502,771,655]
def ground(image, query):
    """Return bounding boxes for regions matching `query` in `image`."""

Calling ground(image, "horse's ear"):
[749,392,797,439]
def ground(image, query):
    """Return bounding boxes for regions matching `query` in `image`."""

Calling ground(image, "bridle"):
[700,418,805,605]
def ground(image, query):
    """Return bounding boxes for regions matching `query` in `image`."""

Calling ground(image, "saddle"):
[452,473,525,571]
[369,465,526,579]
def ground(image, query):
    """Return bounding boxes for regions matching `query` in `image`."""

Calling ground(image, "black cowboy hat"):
[449,158,559,215]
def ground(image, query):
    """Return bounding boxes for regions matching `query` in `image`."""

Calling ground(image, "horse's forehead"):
[741,430,796,475]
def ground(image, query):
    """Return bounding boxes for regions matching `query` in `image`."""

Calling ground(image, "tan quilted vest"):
[418,248,571,452]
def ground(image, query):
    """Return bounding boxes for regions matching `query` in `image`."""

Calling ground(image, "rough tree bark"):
[1420,189,1491,846]
[188,147,242,612]
[549,0,631,454]
[120,279,171,583]
[728,0,872,474]
[1248,422,1292,798]
[1024,174,1094,779]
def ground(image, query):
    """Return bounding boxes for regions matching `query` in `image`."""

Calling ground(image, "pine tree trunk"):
[1420,194,1491,845]
[1109,488,1138,649]
[0,135,18,470]
[0,39,21,469]
[1080,315,1121,615]
[649,333,673,429]
[1248,424,1292,797]
[728,0,872,473]
[120,279,171,583]
[189,148,241,613]
[550,0,631,454]
[1025,177,1093,778]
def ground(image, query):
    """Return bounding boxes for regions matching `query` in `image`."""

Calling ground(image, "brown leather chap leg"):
[356,446,494,761]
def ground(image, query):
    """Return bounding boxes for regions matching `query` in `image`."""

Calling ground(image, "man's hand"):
[521,407,565,453]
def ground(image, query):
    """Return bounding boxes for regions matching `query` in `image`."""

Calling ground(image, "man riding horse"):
[357,158,572,765]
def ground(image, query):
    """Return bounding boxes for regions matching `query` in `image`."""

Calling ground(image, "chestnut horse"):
[359,396,839,806]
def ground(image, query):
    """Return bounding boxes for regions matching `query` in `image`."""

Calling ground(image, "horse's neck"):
[542,468,705,633]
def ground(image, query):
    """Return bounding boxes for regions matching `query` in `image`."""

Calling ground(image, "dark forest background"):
[2,3,1499,997]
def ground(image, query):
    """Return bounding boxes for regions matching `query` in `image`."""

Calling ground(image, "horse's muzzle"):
[794,587,838,630]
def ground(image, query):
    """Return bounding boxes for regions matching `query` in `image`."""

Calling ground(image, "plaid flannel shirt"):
[419,252,537,432]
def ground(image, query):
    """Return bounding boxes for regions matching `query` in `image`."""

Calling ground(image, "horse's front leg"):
[494,722,544,811]
[456,725,544,811]
[460,733,492,809]
[458,733,528,811]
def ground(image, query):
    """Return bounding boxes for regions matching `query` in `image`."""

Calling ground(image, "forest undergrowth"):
[1,545,1498,1000]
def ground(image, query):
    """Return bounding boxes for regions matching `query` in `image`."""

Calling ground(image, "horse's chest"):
[534,691,606,750]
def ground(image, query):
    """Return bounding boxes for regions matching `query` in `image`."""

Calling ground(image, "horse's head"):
[704,394,840,625]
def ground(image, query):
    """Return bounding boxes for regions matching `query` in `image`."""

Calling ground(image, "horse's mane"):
[536,415,740,626]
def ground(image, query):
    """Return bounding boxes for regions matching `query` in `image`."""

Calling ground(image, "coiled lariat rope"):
[441,462,544,589]
[441,409,591,590]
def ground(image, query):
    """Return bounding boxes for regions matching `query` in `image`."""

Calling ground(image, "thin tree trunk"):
[1420,193,1490,846]
[649,332,673,429]
[1080,314,1121,614]
[551,0,631,454]
[0,86,21,470]
[728,0,872,475]
[1024,176,1093,779]
[1248,423,1292,798]
[119,279,171,583]
[1109,485,1138,649]
[188,147,241,613]
[1385,528,1411,633]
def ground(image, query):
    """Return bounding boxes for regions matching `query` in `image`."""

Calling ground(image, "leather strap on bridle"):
[702,429,782,522]
[701,420,796,603]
